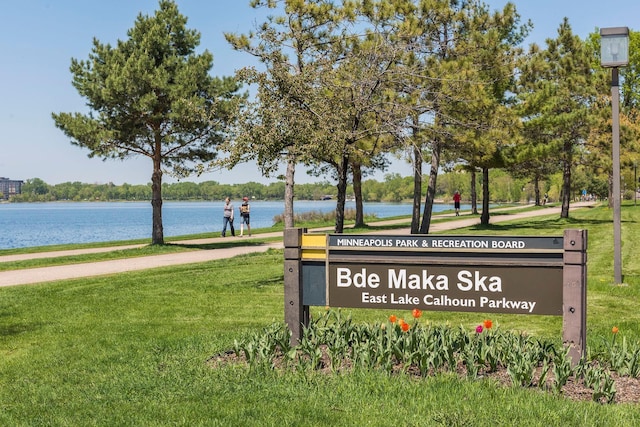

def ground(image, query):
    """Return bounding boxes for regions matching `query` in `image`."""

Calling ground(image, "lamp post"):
[601,26,629,285]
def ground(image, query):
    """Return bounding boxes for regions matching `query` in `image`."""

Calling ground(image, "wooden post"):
[284,228,308,346]
[562,229,588,365]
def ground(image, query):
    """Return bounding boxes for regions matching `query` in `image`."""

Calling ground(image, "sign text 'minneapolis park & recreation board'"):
[284,229,588,363]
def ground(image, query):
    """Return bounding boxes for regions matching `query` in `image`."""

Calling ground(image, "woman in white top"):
[222,197,235,237]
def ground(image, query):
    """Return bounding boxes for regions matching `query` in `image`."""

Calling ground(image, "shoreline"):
[0,201,598,287]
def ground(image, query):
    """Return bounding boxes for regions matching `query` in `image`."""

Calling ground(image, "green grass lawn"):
[1,203,640,426]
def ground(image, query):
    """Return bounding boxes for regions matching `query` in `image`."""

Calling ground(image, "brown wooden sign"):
[284,228,587,364]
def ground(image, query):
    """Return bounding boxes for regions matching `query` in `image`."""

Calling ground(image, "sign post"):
[562,229,588,363]
[283,227,308,346]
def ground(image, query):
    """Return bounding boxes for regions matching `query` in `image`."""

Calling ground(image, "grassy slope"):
[0,203,639,426]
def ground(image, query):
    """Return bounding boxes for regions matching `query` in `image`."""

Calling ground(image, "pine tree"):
[52,0,242,244]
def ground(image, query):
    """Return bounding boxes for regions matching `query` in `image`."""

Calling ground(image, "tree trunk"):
[470,168,478,215]
[353,162,364,228]
[561,144,571,218]
[411,130,422,234]
[419,139,440,234]
[534,176,540,206]
[284,157,296,229]
[480,167,490,225]
[334,155,349,233]
[151,156,164,245]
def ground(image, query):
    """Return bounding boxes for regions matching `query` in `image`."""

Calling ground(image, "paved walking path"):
[0,202,596,287]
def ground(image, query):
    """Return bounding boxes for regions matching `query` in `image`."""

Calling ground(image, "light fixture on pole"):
[600,26,629,285]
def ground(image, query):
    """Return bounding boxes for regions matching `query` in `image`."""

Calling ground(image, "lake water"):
[0,200,464,249]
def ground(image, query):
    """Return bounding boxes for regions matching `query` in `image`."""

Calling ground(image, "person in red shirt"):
[453,191,461,216]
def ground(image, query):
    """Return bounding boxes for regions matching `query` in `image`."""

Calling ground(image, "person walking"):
[453,191,461,216]
[222,197,235,237]
[239,196,251,237]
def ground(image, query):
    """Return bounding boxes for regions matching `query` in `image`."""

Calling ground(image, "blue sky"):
[1,0,639,186]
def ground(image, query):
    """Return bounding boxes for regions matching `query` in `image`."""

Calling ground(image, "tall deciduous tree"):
[412,0,526,230]
[512,45,560,206]
[52,0,242,244]
[227,0,406,233]
[621,31,640,114]
[315,26,406,232]
[387,0,465,235]
[518,19,595,218]
[223,0,342,229]
[584,30,640,206]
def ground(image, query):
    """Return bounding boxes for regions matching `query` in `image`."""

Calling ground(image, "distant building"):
[0,177,23,200]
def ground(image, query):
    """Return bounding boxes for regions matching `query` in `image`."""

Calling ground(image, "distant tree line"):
[12,169,631,204]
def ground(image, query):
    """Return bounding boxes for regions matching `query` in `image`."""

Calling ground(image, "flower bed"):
[212,309,640,404]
